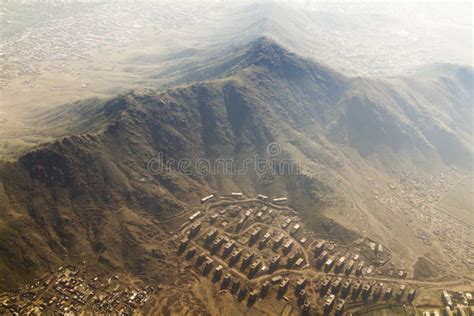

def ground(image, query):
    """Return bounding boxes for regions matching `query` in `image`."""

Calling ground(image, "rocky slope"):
[0,37,472,289]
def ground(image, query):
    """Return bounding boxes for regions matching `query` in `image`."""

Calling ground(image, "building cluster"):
[441,290,474,316]
[372,167,472,269]
[0,266,156,315]
[178,194,327,312]
[375,168,461,214]
[320,274,416,315]
[1,3,199,89]
[2,191,468,315]
[312,237,407,282]
[175,194,425,314]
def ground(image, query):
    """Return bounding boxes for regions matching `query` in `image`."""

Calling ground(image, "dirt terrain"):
[0,37,472,315]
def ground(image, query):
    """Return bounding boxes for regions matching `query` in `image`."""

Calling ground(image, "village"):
[1,192,472,315]
[0,266,156,315]
[0,2,198,90]
[372,167,474,271]
[176,193,427,315]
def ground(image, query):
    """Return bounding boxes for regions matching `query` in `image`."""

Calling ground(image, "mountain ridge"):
[0,37,472,289]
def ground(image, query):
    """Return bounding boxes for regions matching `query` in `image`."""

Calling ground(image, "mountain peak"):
[244,35,297,68]
[248,36,290,56]
[234,35,344,86]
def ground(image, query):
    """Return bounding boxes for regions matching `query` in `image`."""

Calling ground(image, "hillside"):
[0,37,472,290]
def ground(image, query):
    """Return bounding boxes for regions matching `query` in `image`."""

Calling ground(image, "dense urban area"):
[374,167,473,269]
[0,3,199,90]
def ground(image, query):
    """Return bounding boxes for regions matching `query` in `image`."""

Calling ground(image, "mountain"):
[124,2,473,84]
[0,37,472,289]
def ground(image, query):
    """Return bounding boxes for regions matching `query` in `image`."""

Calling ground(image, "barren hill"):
[0,37,472,289]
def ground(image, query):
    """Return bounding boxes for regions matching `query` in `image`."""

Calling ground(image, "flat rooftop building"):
[321,277,331,292]
[185,247,196,260]
[352,281,362,299]
[261,281,270,295]
[214,265,223,280]
[295,257,304,267]
[222,273,232,288]
[242,252,254,268]
[273,197,287,204]
[302,301,311,314]
[230,248,242,259]
[273,234,285,250]
[331,277,342,293]
[396,284,406,301]
[212,237,224,252]
[189,211,202,222]
[248,290,258,303]
[408,288,416,302]
[179,237,189,252]
[372,284,383,300]
[442,290,453,307]
[296,277,307,292]
[205,228,217,243]
[270,254,281,271]
[283,240,293,254]
[196,252,206,266]
[334,299,345,315]
[345,259,355,275]
[335,256,346,273]
[271,275,283,284]
[324,257,335,272]
[201,195,215,204]
[324,294,336,311]
[317,251,329,266]
[342,278,352,291]
[189,222,201,238]
[210,214,218,223]
[362,283,372,299]
[223,240,235,255]
[231,192,243,199]
[260,232,271,248]
[204,258,214,274]
[278,278,290,295]
[314,241,325,256]
[250,227,261,240]
[282,218,292,229]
